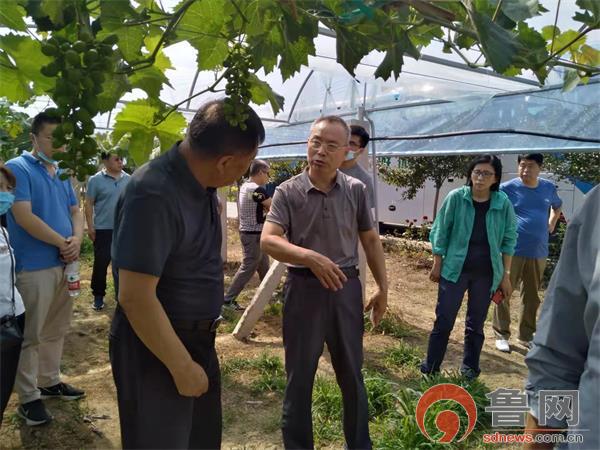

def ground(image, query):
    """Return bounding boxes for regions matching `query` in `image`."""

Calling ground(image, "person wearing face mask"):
[421,155,517,380]
[0,164,26,427]
[5,111,85,426]
[493,153,563,353]
[223,159,272,311]
[339,125,375,210]
[261,116,388,450]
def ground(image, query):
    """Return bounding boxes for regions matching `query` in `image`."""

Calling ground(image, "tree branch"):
[128,0,196,69]
[541,26,594,66]
[549,0,561,55]
[229,0,248,24]
[124,16,173,26]
[491,0,503,22]
[153,69,230,126]
[550,59,600,73]
[444,39,486,68]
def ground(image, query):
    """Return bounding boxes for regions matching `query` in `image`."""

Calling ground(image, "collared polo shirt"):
[501,177,562,258]
[266,169,373,267]
[86,169,130,230]
[340,163,375,209]
[111,143,223,320]
[6,152,77,272]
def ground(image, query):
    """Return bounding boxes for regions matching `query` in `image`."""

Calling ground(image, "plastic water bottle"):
[65,261,81,297]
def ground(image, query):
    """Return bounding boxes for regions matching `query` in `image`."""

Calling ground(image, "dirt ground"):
[0,221,533,449]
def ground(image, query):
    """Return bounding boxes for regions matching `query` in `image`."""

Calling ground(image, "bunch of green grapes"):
[222,44,253,130]
[40,29,118,179]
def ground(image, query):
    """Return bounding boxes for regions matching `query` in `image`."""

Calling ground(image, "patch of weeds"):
[222,353,287,394]
[250,353,286,393]
[313,371,403,447]
[79,235,94,262]
[263,411,282,434]
[383,341,423,369]
[364,372,399,420]
[218,307,239,334]
[371,371,492,450]
[264,301,283,317]
[312,376,343,446]
[366,312,416,339]
[221,356,253,376]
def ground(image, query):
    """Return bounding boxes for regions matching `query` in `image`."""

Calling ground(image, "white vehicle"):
[375,154,589,227]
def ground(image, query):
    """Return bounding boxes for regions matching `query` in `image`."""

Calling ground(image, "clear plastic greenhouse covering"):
[257,77,600,160]
[4,0,598,159]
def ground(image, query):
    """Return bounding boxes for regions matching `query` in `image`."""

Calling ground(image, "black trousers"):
[282,272,371,450]
[91,229,117,298]
[1,313,25,426]
[421,271,494,376]
[109,307,222,449]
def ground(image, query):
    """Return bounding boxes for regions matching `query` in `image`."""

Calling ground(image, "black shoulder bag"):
[0,226,24,351]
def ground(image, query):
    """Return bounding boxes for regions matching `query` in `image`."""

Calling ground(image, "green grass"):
[250,353,286,393]
[218,307,239,334]
[371,372,493,450]
[366,312,416,339]
[383,341,423,369]
[310,368,493,449]
[221,356,253,376]
[221,353,286,394]
[79,234,94,263]
[264,301,283,317]
[312,376,343,445]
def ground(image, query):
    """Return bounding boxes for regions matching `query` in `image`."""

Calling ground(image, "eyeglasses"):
[309,139,345,153]
[472,170,495,178]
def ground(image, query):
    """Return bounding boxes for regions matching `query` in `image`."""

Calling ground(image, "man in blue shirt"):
[6,111,85,426]
[85,152,130,311]
[493,154,562,353]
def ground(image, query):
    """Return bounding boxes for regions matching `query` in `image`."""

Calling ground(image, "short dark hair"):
[350,125,370,148]
[0,164,17,190]
[518,153,543,166]
[100,151,110,160]
[31,111,62,135]
[466,154,503,191]
[311,116,350,138]
[186,100,265,158]
[249,159,269,177]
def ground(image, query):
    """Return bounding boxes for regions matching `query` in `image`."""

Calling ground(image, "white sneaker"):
[495,339,510,353]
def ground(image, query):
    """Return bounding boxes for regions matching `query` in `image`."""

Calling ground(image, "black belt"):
[240,230,261,235]
[288,266,359,279]
[170,316,223,332]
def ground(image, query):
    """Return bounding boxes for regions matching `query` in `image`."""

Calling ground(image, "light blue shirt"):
[501,177,562,259]
[6,152,77,272]
[525,184,599,449]
[86,170,130,230]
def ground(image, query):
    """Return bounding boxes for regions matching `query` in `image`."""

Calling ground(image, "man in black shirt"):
[109,100,265,449]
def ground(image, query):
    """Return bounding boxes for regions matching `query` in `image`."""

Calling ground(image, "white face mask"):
[345,150,358,161]
[32,135,58,166]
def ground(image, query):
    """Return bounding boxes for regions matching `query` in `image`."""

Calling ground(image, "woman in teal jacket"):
[421,155,517,379]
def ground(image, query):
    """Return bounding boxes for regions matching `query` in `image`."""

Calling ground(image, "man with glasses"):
[261,116,388,449]
[224,159,272,310]
[85,151,130,311]
[493,153,562,352]
[340,125,375,210]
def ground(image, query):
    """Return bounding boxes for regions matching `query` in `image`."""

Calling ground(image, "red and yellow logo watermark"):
[415,384,478,443]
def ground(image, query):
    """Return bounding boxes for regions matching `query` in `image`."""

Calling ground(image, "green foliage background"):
[0,0,597,178]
